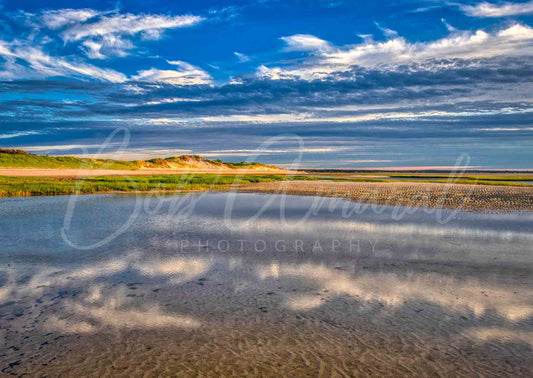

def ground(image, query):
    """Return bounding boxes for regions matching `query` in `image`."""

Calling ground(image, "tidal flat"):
[1,192,532,376]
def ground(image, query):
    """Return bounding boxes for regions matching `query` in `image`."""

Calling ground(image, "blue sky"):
[0,0,532,168]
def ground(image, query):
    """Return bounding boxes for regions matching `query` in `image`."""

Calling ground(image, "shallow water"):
[1,193,532,376]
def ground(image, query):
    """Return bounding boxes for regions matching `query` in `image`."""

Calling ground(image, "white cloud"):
[20,144,118,152]
[0,131,42,139]
[23,47,127,82]
[60,13,204,42]
[460,0,533,18]
[145,108,525,125]
[0,9,209,80]
[41,8,101,29]
[142,105,533,126]
[0,37,210,84]
[132,60,212,85]
[280,34,333,52]
[197,147,355,156]
[0,40,16,58]
[234,51,250,63]
[81,34,134,59]
[374,22,398,38]
[441,18,458,32]
[0,40,127,82]
[259,24,533,80]
[36,10,205,59]
[141,97,202,105]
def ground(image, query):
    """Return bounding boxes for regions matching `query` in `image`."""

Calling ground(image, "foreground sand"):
[238,180,533,212]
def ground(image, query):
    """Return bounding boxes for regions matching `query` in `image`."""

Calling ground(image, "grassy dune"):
[0,149,281,171]
[0,149,138,169]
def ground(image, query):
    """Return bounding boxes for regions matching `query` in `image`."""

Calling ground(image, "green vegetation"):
[0,174,292,197]
[0,150,141,169]
[0,174,530,198]
[0,149,281,170]
[0,174,401,197]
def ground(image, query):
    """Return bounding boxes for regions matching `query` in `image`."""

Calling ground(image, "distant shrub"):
[0,148,33,155]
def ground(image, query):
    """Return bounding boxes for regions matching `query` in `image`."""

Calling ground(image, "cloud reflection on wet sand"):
[256,263,533,321]
[0,193,532,375]
[45,285,200,334]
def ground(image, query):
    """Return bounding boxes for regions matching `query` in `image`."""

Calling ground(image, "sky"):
[0,0,532,168]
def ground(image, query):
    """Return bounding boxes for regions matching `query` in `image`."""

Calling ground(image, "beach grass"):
[0,152,140,170]
[0,174,291,197]
[0,174,403,197]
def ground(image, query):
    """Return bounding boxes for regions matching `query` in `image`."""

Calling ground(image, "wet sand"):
[238,180,533,212]
[1,193,532,376]
[2,251,532,377]
[2,277,532,377]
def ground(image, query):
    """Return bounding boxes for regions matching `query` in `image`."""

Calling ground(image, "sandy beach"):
[238,180,533,212]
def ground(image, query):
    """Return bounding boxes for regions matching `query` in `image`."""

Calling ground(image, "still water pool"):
[1,193,532,376]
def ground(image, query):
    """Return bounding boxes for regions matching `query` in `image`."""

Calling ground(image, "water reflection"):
[45,284,201,334]
[0,193,532,371]
[467,328,533,346]
[256,263,532,321]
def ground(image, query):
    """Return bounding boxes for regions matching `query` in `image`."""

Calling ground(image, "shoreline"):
[1,178,532,213]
